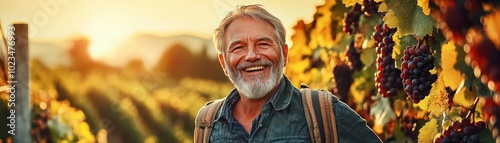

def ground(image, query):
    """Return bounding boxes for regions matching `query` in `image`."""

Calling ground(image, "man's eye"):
[258,43,271,46]
[232,46,243,51]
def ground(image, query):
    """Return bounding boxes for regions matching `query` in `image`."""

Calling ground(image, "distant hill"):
[28,34,228,81]
[30,38,72,68]
[113,34,218,69]
[29,34,219,69]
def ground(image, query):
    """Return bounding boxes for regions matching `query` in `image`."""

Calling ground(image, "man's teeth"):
[245,66,265,71]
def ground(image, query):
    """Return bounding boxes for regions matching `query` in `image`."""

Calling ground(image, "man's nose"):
[245,45,261,61]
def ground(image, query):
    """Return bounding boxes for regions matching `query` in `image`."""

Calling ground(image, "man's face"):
[219,18,288,99]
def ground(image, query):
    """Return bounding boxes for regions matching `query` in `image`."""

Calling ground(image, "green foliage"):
[382,0,437,37]
[27,57,234,142]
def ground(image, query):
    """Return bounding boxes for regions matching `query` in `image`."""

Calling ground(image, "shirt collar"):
[214,75,294,122]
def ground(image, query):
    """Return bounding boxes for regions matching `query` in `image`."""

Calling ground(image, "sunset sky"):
[1,0,323,67]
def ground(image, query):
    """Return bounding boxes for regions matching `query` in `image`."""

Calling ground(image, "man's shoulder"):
[203,98,225,106]
[298,88,340,103]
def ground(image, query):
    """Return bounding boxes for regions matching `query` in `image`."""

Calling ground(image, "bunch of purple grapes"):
[434,118,485,143]
[400,41,437,103]
[362,0,380,17]
[343,3,362,35]
[346,40,363,71]
[373,23,403,98]
[331,63,354,103]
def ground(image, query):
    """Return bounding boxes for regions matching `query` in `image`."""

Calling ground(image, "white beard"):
[225,54,284,99]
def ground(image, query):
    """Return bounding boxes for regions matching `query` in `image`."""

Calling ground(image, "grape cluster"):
[434,118,486,143]
[362,0,380,17]
[373,23,403,98]
[400,43,437,103]
[346,40,363,71]
[446,87,456,106]
[400,115,418,140]
[330,63,354,103]
[343,3,362,34]
[481,94,500,142]
[31,110,52,142]
[465,29,500,92]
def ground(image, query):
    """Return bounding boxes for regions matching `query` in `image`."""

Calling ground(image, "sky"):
[0,0,324,67]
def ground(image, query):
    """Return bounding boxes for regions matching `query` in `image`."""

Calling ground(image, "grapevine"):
[287,0,500,142]
[435,98,485,143]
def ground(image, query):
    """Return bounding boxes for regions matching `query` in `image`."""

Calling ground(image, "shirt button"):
[259,124,263,127]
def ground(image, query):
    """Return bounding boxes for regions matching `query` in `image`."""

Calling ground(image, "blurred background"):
[0,0,324,142]
[5,0,497,142]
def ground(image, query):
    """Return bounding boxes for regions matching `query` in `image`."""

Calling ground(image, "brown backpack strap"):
[194,98,225,143]
[301,88,338,143]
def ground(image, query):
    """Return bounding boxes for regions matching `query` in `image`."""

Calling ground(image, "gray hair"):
[213,4,286,54]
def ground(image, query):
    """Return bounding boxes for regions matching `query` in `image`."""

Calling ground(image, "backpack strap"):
[194,98,225,143]
[301,88,338,143]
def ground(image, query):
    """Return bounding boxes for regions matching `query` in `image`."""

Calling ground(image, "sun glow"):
[87,33,124,60]
[82,22,131,60]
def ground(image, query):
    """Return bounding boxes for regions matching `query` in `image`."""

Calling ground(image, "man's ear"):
[282,44,289,67]
[218,53,229,76]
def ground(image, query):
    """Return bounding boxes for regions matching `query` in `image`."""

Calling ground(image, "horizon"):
[1,0,324,68]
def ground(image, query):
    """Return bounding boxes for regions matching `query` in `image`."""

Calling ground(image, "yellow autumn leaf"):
[483,9,500,48]
[439,42,462,88]
[378,2,388,12]
[417,0,431,15]
[453,80,477,107]
[392,31,401,59]
[418,118,439,143]
[382,10,398,29]
[342,0,362,7]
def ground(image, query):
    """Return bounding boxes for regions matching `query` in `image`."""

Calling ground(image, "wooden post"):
[12,23,31,143]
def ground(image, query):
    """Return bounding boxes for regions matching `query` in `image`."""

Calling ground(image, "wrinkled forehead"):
[223,17,278,49]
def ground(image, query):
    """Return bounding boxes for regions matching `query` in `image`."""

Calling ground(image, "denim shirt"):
[210,76,381,143]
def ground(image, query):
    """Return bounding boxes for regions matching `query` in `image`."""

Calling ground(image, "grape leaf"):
[418,118,438,143]
[429,30,446,68]
[378,2,388,12]
[331,0,351,17]
[382,0,437,37]
[417,0,431,15]
[439,41,462,89]
[341,0,362,7]
[351,66,376,104]
[453,80,477,107]
[360,44,376,67]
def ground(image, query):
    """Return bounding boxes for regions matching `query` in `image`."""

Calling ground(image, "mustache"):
[236,60,273,70]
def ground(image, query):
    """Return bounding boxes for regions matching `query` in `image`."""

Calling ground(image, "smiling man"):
[194,4,382,143]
